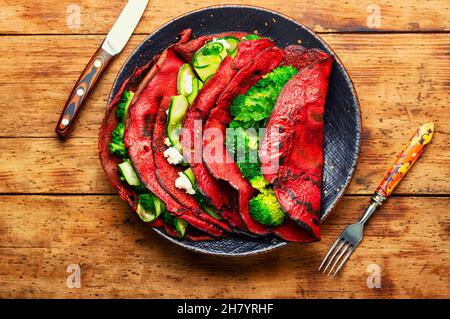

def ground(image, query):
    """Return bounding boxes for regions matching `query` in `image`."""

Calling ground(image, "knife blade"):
[55,0,149,139]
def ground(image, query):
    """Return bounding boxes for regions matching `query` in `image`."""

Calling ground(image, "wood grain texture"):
[0,0,448,34]
[0,0,449,299]
[0,195,448,298]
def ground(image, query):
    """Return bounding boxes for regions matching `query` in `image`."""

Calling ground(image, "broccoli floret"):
[110,90,134,158]
[228,66,297,128]
[138,193,155,212]
[203,43,223,56]
[162,211,175,226]
[242,34,261,40]
[115,91,134,122]
[109,122,127,157]
[225,66,298,227]
[248,175,269,192]
[249,189,286,226]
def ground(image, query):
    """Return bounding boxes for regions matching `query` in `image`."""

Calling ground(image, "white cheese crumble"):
[163,147,183,165]
[175,172,196,195]
[164,137,172,147]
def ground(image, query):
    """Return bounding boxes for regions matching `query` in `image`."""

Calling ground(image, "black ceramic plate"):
[108,5,361,256]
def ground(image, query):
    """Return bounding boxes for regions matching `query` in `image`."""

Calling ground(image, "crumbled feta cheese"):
[175,172,196,195]
[163,147,183,165]
[164,137,172,147]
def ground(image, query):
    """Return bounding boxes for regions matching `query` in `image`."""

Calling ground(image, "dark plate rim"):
[107,4,361,256]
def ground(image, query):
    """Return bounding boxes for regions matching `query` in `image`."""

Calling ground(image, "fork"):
[319,122,434,277]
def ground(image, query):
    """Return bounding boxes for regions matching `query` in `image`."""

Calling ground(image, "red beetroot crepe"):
[204,45,332,242]
[181,39,275,232]
[203,45,285,235]
[124,47,226,238]
[98,50,216,240]
[260,51,333,240]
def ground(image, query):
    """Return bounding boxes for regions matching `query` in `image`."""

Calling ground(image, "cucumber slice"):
[194,55,223,82]
[203,205,222,220]
[136,193,163,222]
[193,42,227,66]
[216,36,240,57]
[177,64,197,96]
[117,160,140,186]
[182,167,221,220]
[154,196,165,217]
[166,95,189,151]
[174,218,188,238]
[183,167,196,186]
[187,78,203,104]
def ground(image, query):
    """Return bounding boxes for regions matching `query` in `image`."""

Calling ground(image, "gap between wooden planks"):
[0,0,449,34]
[0,195,448,298]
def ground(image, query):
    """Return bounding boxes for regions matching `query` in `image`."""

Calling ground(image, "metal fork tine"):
[327,243,350,276]
[322,240,345,273]
[318,236,343,270]
[332,246,354,278]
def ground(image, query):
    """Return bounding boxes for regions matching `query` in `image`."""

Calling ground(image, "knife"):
[55,0,149,138]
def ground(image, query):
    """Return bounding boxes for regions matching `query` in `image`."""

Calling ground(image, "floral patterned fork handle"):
[375,122,434,199]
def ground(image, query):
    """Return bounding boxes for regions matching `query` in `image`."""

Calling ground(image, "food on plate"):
[98,29,333,242]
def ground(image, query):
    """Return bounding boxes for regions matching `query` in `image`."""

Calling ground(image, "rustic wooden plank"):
[0,0,448,34]
[0,34,448,194]
[0,34,448,138]
[0,195,448,298]
[0,135,448,195]
[0,137,114,194]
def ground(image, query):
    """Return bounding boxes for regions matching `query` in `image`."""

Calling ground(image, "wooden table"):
[0,0,449,299]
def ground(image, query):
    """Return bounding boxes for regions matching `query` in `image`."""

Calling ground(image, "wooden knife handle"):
[376,122,434,198]
[55,46,114,138]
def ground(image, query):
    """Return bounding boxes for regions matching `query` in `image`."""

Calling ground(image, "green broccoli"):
[109,90,134,158]
[249,189,286,226]
[229,66,297,128]
[115,91,134,122]
[242,34,261,40]
[109,122,127,158]
[162,211,175,226]
[226,66,297,227]
[138,193,156,212]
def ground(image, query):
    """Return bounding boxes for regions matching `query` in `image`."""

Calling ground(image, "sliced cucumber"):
[187,78,203,104]
[154,196,165,218]
[203,205,222,220]
[182,168,222,220]
[183,167,196,186]
[166,95,189,151]
[117,160,140,186]
[193,55,223,82]
[193,42,227,65]
[177,64,197,96]
[192,41,226,82]
[136,193,163,222]
[216,36,240,57]
[174,218,188,238]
